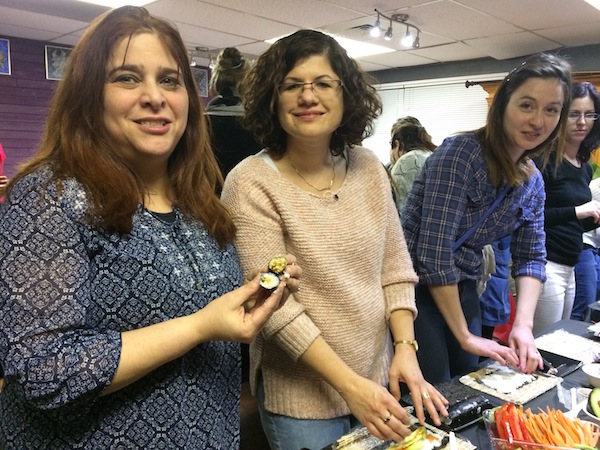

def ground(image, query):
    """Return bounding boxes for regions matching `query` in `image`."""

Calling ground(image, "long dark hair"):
[8,6,235,246]
[240,29,382,157]
[475,52,572,187]
[572,81,600,163]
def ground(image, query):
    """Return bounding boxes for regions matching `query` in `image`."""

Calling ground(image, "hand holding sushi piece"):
[203,255,300,343]
[259,256,291,290]
[244,255,300,311]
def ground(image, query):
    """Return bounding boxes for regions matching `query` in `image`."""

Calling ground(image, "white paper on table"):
[535,329,600,363]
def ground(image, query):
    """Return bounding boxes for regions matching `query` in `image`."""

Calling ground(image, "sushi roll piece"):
[260,271,281,290]
[268,257,287,275]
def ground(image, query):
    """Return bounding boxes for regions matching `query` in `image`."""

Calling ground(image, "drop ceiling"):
[1,0,600,72]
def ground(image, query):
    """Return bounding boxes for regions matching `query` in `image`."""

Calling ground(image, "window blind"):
[363,78,495,163]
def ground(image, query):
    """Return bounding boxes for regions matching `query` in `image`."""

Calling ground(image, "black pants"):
[414,279,481,383]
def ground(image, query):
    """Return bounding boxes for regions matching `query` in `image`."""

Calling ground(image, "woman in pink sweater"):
[221,29,447,449]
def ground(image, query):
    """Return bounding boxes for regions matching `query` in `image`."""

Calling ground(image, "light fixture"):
[383,21,393,41]
[371,9,422,49]
[584,0,600,11]
[208,55,216,70]
[401,26,412,47]
[413,33,420,49]
[370,12,381,37]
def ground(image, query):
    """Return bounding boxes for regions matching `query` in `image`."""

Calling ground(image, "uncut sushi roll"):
[260,271,280,290]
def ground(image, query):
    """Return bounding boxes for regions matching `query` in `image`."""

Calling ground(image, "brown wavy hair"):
[476,52,572,187]
[239,29,382,157]
[391,120,436,153]
[9,6,234,246]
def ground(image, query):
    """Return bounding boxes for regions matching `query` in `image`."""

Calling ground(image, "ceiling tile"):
[465,32,562,60]
[0,0,598,71]
[456,0,600,29]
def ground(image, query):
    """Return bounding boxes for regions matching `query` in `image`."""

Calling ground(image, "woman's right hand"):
[461,333,519,368]
[198,255,301,343]
[576,200,600,223]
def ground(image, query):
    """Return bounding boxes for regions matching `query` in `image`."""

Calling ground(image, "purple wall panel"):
[0,36,59,178]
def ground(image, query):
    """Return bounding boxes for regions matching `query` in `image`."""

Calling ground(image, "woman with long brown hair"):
[402,52,572,383]
[0,6,299,449]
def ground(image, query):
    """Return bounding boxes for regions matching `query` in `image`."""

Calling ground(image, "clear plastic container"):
[482,408,600,450]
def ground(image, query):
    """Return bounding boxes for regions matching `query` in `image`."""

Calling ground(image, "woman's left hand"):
[508,323,543,374]
[388,347,449,426]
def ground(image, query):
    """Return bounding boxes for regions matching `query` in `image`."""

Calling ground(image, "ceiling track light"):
[371,8,422,49]
[370,12,381,37]
[384,20,393,40]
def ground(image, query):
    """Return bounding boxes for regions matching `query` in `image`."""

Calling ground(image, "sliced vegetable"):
[490,403,600,448]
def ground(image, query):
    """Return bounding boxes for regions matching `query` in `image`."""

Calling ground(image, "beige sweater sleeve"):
[221,157,321,360]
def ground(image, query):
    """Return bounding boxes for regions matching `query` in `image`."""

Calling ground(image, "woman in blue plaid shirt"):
[401,53,572,383]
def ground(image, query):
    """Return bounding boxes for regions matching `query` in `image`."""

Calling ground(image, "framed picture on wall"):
[192,67,209,97]
[0,38,11,76]
[45,45,72,80]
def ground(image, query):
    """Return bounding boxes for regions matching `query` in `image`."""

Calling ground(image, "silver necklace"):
[288,153,336,196]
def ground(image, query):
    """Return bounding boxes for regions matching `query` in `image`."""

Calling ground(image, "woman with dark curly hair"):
[221,29,447,449]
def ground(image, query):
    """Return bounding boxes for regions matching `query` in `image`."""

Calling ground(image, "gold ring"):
[422,391,430,400]
[383,412,393,424]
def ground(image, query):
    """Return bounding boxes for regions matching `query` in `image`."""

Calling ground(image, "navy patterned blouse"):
[0,167,244,449]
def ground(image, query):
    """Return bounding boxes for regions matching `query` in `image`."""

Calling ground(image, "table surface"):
[324,319,597,450]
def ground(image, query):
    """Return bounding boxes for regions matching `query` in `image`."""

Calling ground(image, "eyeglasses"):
[277,79,343,97]
[567,111,599,121]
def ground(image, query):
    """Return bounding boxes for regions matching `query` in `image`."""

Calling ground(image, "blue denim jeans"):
[572,247,598,320]
[257,376,360,450]
[414,279,481,383]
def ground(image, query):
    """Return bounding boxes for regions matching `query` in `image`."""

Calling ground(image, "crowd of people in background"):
[1,4,600,450]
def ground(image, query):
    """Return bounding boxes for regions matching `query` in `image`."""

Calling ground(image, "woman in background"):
[534,81,600,330]
[0,7,299,449]
[206,47,262,178]
[222,29,447,450]
[386,116,422,170]
[402,52,572,383]
[388,118,436,213]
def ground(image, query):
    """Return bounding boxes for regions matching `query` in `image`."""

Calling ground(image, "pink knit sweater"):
[221,147,418,419]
